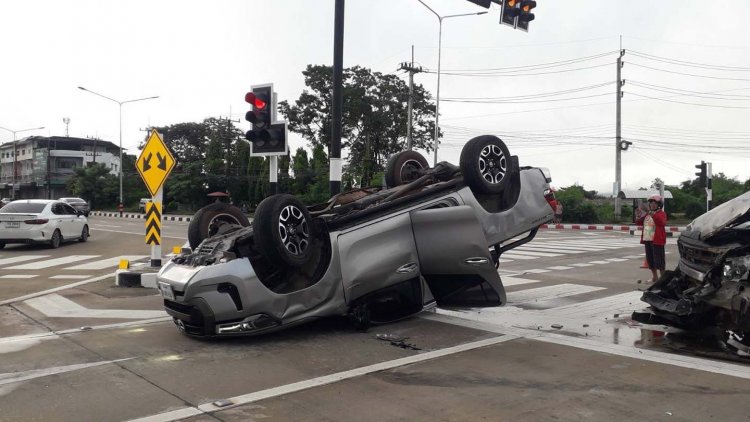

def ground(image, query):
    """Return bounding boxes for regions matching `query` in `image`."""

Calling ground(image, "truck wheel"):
[385,150,429,187]
[188,203,250,249]
[460,135,512,195]
[254,194,315,268]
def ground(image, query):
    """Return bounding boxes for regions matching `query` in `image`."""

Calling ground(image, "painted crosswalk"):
[0,254,149,279]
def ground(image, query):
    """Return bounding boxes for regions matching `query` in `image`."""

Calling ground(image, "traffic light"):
[695,161,707,187]
[501,0,520,27]
[516,0,536,31]
[245,84,288,156]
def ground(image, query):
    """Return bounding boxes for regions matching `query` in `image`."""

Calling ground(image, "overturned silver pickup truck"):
[157,136,553,337]
[633,190,750,355]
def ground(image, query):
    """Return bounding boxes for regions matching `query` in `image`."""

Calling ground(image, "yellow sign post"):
[136,130,175,197]
[136,130,176,267]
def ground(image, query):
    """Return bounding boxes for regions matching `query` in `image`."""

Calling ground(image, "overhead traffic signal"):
[516,1,537,31]
[695,161,707,187]
[501,0,520,27]
[245,84,288,156]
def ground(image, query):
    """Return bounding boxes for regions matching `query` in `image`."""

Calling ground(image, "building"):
[0,136,121,199]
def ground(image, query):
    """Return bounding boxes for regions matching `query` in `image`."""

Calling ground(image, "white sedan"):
[0,199,90,249]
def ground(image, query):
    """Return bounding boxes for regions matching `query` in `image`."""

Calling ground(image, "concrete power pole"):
[614,47,625,220]
[399,46,423,150]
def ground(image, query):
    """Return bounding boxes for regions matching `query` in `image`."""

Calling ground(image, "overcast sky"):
[2,0,749,195]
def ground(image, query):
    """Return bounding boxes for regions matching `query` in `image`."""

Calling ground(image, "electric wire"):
[627,61,750,82]
[437,51,618,72]
[628,50,750,71]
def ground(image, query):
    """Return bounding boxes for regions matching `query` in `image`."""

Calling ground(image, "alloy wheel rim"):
[478,144,507,185]
[278,205,310,256]
[208,213,241,237]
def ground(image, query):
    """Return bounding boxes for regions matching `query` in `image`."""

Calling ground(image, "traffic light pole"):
[330,0,345,196]
[269,156,278,195]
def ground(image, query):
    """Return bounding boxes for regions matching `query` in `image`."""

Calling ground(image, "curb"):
[540,224,686,233]
[91,211,192,222]
[115,269,158,289]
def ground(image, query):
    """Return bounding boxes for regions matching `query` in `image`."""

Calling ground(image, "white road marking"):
[0,317,172,346]
[522,268,551,274]
[499,253,538,260]
[64,255,148,270]
[7,255,100,270]
[622,255,644,259]
[588,260,612,265]
[91,227,186,240]
[521,246,590,254]
[0,358,132,387]
[501,276,541,286]
[426,312,750,380]
[605,258,629,262]
[505,249,561,257]
[24,294,167,319]
[546,266,573,271]
[0,272,116,306]
[0,275,37,279]
[570,263,594,267]
[0,255,50,266]
[49,275,91,279]
[507,283,605,305]
[543,291,645,319]
[128,334,520,422]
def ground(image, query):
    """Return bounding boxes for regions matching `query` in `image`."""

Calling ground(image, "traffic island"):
[115,267,159,288]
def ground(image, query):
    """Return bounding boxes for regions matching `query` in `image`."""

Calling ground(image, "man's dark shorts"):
[644,241,665,271]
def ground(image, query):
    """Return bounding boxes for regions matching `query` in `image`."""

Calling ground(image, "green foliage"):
[66,163,117,209]
[279,64,437,188]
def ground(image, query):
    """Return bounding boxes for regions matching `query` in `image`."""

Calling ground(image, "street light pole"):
[0,125,45,200]
[77,87,158,207]
[417,1,486,165]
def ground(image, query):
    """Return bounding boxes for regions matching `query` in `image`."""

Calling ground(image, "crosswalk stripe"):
[588,260,612,265]
[0,275,38,279]
[546,266,574,270]
[7,255,100,270]
[542,291,645,319]
[499,253,538,260]
[520,246,590,254]
[532,242,611,250]
[64,255,148,270]
[570,263,594,267]
[507,249,562,257]
[0,255,50,266]
[606,258,629,262]
[507,283,605,306]
[522,269,551,274]
[501,276,541,286]
[50,275,91,280]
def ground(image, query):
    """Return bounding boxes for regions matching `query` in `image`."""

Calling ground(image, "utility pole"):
[330,0,345,196]
[399,46,423,150]
[706,162,713,211]
[614,44,625,220]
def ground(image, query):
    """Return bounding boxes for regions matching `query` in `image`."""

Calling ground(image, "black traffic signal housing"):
[466,0,492,7]
[501,0,520,27]
[245,84,288,156]
[695,161,707,187]
[516,0,536,31]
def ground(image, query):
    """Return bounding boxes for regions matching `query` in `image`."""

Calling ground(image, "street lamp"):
[417,1,487,165]
[0,125,45,200]
[77,86,159,207]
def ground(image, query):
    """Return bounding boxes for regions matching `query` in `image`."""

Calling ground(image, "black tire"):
[459,135,512,195]
[385,150,429,187]
[187,203,250,250]
[49,229,62,249]
[254,194,315,268]
[79,225,89,242]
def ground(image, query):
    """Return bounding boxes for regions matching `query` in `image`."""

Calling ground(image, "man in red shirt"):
[636,194,667,282]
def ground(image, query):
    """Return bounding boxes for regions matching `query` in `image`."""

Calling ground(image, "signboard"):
[136,130,176,196]
[145,201,161,245]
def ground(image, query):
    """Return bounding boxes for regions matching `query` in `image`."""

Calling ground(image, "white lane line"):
[588,260,612,265]
[605,258,629,262]
[127,334,520,422]
[522,269,551,274]
[533,242,612,251]
[0,358,133,386]
[0,317,172,345]
[544,291,645,319]
[546,266,573,271]
[7,255,100,270]
[507,283,605,305]
[50,275,91,280]
[499,253,538,260]
[0,255,50,266]
[520,246,588,254]
[570,263,594,267]
[501,276,541,286]
[506,249,561,257]
[622,255,644,259]
[64,255,148,270]
[0,275,37,279]
[424,313,750,380]
[0,273,115,306]
[24,294,167,319]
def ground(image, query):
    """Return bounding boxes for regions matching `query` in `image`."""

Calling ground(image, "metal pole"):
[151,187,163,268]
[269,156,278,195]
[330,0,344,196]
[434,18,443,166]
[614,49,624,220]
[119,103,123,208]
[407,45,415,150]
[12,133,16,200]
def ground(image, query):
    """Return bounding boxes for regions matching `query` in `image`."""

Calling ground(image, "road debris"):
[551,324,563,329]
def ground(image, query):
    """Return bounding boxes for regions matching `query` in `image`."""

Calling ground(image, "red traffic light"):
[245,92,267,109]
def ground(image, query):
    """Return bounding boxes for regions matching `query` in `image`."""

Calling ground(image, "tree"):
[66,163,117,209]
[279,65,437,187]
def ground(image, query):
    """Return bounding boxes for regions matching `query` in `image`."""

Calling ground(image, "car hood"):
[683,190,750,240]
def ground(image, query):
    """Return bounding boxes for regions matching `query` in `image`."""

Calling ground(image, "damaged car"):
[633,190,750,355]
[157,135,554,337]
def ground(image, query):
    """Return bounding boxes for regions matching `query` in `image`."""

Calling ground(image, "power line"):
[627,61,750,81]
[628,81,750,101]
[627,92,750,109]
[442,92,612,104]
[442,81,614,101]
[437,51,618,72]
[425,62,612,77]
[628,50,750,71]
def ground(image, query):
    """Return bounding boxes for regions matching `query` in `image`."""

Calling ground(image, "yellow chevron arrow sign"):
[145,201,162,245]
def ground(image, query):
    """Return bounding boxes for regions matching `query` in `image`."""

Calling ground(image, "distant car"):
[139,198,151,213]
[0,199,89,249]
[157,135,554,337]
[59,197,90,217]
